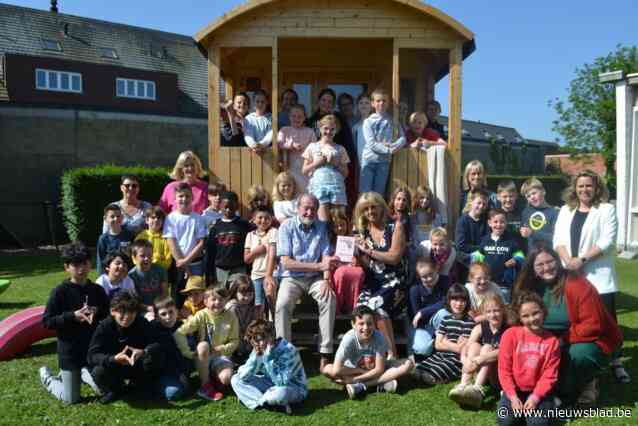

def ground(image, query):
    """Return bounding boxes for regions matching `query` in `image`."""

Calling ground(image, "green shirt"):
[537,284,570,332]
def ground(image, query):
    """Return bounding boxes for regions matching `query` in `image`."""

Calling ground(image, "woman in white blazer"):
[553,170,629,383]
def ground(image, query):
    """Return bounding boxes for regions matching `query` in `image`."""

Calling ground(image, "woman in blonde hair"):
[352,192,407,359]
[460,160,497,214]
[553,170,629,384]
[159,150,208,214]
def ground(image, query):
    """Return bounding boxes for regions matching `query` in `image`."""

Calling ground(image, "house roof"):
[195,0,474,47]
[0,3,207,115]
[439,116,559,147]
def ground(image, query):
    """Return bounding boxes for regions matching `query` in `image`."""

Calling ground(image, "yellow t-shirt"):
[135,230,172,270]
[174,308,239,359]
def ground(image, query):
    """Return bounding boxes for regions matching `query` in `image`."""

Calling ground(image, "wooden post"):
[208,46,221,183]
[448,44,463,232]
[271,37,279,173]
[392,40,400,140]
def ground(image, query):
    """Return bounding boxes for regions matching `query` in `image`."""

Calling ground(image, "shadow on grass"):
[617,291,638,317]
[17,339,57,358]
[292,388,347,416]
[0,302,35,311]
[0,252,61,280]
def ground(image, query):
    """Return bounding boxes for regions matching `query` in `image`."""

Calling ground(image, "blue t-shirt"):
[128,264,167,306]
[277,216,331,279]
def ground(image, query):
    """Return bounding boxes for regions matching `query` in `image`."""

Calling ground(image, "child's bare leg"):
[376,317,397,358]
[473,344,494,387]
[460,342,482,385]
[322,363,361,381]
[195,342,211,385]
[216,366,233,386]
[362,359,413,387]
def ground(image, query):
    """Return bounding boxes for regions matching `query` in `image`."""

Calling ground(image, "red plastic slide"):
[0,306,56,361]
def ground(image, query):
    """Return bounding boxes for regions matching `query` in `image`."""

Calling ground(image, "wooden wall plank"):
[447,44,463,233]
[241,149,253,217]
[208,46,221,183]
[271,37,280,176]
[230,148,242,195]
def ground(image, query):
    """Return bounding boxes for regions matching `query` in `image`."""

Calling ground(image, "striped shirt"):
[416,314,474,381]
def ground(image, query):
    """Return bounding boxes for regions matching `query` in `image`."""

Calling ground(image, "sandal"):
[612,364,631,384]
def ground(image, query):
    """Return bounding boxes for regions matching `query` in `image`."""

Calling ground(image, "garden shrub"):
[61,164,172,245]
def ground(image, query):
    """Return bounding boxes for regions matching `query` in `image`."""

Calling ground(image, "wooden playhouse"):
[194,0,475,222]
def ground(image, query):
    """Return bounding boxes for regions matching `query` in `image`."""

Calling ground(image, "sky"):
[3,0,637,142]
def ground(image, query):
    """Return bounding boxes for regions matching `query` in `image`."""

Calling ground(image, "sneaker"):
[448,383,467,403]
[462,385,485,409]
[345,382,366,399]
[612,363,631,384]
[196,382,216,401]
[377,379,397,394]
[99,391,119,405]
[39,366,52,386]
[576,378,598,406]
[284,404,293,415]
[80,367,102,396]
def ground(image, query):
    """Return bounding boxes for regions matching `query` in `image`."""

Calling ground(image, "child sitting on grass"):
[135,206,172,271]
[449,293,508,409]
[96,251,137,300]
[87,292,164,404]
[128,239,168,320]
[40,242,109,404]
[97,204,134,275]
[407,257,450,358]
[151,297,191,401]
[413,284,474,386]
[226,274,261,364]
[174,286,239,401]
[497,292,560,425]
[231,319,308,414]
[322,305,413,399]
[178,275,207,320]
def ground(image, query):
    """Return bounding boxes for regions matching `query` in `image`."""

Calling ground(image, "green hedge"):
[487,175,570,206]
[61,165,172,245]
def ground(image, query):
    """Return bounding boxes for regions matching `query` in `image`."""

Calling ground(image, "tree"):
[550,45,638,196]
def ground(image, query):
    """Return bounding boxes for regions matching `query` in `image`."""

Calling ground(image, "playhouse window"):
[41,38,62,52]
[116,78,156,100]
[35,69,82,93]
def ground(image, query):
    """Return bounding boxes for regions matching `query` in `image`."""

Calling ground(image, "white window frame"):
[35,68,82,93]
[116,77,156,100]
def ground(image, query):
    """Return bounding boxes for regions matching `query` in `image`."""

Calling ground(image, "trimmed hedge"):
[61,165,172,245]
[487,174,570,206]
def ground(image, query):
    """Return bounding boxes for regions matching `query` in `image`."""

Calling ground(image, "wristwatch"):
[580,256,588,264]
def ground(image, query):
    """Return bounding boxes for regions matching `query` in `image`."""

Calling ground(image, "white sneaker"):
[81,367,102,396]
[39,366,52,386]
[377,379,397,394]
[448,383,466,401]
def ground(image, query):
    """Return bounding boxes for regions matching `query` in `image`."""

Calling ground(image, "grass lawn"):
[0,251,636,425]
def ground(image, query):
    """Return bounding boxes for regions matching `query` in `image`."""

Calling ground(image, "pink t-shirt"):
[159,179,208,214]
[277,126,316,192]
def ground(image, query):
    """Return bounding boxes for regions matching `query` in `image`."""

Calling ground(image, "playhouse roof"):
[195,0,475,52]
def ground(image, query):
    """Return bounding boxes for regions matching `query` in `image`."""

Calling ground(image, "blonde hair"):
[562,170,609,210]
[413,185,437,224]
[463,160,488,191]
[520,177,545,197]
[318,114,340,133]
[353,192,391,233]
[463,189,490,214]
[468,262,491,281]
[478,291,506,316]
[247,184,271,210]
[169,150,205,180]
[408,111,428,127]
[371,88,388,101]
[389,186,412,216]
[272,171,297,202]
[497,180,517,194]
[429,226,449,243]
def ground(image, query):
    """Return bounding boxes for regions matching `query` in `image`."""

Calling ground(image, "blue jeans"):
[360,161,390,195]
[156,374,185,401]
[231,374,306,410]
[405,308,450,355]
[252,278,265,306]
[499,286,512,304]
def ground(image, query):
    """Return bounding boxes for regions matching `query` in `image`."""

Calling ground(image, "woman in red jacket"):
[513,243,622,407]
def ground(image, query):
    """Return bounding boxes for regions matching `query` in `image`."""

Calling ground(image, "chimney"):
[50,0,58,13]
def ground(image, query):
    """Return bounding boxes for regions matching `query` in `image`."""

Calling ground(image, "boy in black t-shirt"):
[40,242,110,404]
[205,191,252,288]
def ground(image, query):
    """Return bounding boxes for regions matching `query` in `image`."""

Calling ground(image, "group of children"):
[38,83,569,423]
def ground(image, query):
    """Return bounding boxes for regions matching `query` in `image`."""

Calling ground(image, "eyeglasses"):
[534,258,557,270]
[123,183,139,189]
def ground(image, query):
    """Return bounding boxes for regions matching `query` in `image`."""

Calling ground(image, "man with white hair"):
[274,193,339,369]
